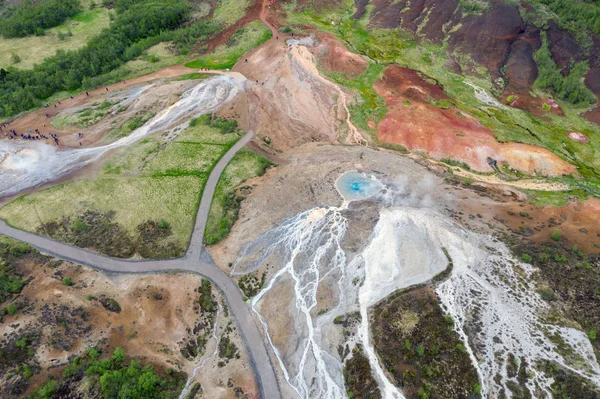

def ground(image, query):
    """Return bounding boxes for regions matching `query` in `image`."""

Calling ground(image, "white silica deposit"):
[0,75,244,198]
[232,171,600,399]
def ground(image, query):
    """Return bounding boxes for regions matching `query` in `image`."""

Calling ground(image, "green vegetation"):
[62,277,73,286]
[198,279,216,313]
[534,32,596,107]
[343,346,381,399]
[529,0,600,38]
[0,117,242,259]
[175,72,207,81]
[321,63,387,132]
[0,0,221,117]
[0,238,31,304]
[106,112,154,140]
[551,230,562,241]
[52,100,116,129]
[185,20,271,70]
[0,7,110,70]
[0,0,80,38]
[459,0,493,15]
[205,148,273,245]
[212,0,250,27]
[30,347,186,398]
[237,271,267,298]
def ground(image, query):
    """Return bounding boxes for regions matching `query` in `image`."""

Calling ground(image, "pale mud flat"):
[209,144,600,398]
[0,259,257,398]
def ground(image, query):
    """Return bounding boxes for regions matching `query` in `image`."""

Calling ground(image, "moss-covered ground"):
[0,117,242,259]
[185,20,271,70]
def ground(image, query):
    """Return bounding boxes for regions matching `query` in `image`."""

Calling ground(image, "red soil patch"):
[375,65,575,176]
[188,0,263,57]
[311,33,367,78]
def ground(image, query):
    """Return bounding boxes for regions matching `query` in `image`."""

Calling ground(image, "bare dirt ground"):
[0,257,257,398]
[374,65,575,176]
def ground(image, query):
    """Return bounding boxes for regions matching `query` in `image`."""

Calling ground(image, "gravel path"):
[0,130,282,399]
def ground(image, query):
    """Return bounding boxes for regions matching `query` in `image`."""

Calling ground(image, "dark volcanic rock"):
[546,20,585,76]
[504,26,541,94]
[448,1,524,81]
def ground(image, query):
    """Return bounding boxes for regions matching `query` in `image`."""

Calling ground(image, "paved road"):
[0,130,282,399]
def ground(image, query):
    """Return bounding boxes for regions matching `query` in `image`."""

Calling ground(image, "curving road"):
[0,130,282,399]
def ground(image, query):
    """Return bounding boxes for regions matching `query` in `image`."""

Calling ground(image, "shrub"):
[521,253,533,263]
[538,253,550,264]
[588,329,597,341]
[554,254,567,263]
[5,303,18,315]
[551,230,561,241]
[72,218,89,232]
[538,286,556,301]
[0,0,80,38]
[542,102,551,111]
[62,277,72,286]
[158,219,169,229]
[11,53,21,64]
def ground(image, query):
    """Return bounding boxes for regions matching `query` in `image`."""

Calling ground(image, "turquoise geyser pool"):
[336,171,384,201]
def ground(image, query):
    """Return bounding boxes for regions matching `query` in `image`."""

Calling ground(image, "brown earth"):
[311,33,367,79]
[374,65,575,176]
[0,247,257,398]
[229,38,342,151]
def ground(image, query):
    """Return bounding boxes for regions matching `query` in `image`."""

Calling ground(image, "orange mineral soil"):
[375,65,575,176]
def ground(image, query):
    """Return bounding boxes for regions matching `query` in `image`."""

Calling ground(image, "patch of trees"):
[534,33,597,107]
[533,0,600,36]
[0,0,80,38]
[29,347,186,398]
[0,0,220,117]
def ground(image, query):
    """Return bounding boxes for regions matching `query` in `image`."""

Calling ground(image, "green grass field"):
[204,149,273,245]
[185,20,271,70]
[0,8,110,69]
[212,0,251,27]
[0,120,242,257]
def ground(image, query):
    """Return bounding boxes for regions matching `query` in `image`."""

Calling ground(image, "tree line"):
[534,32,597,107]
[0,0,80,38]
[0,0,220,117]
[534,0,600,36]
